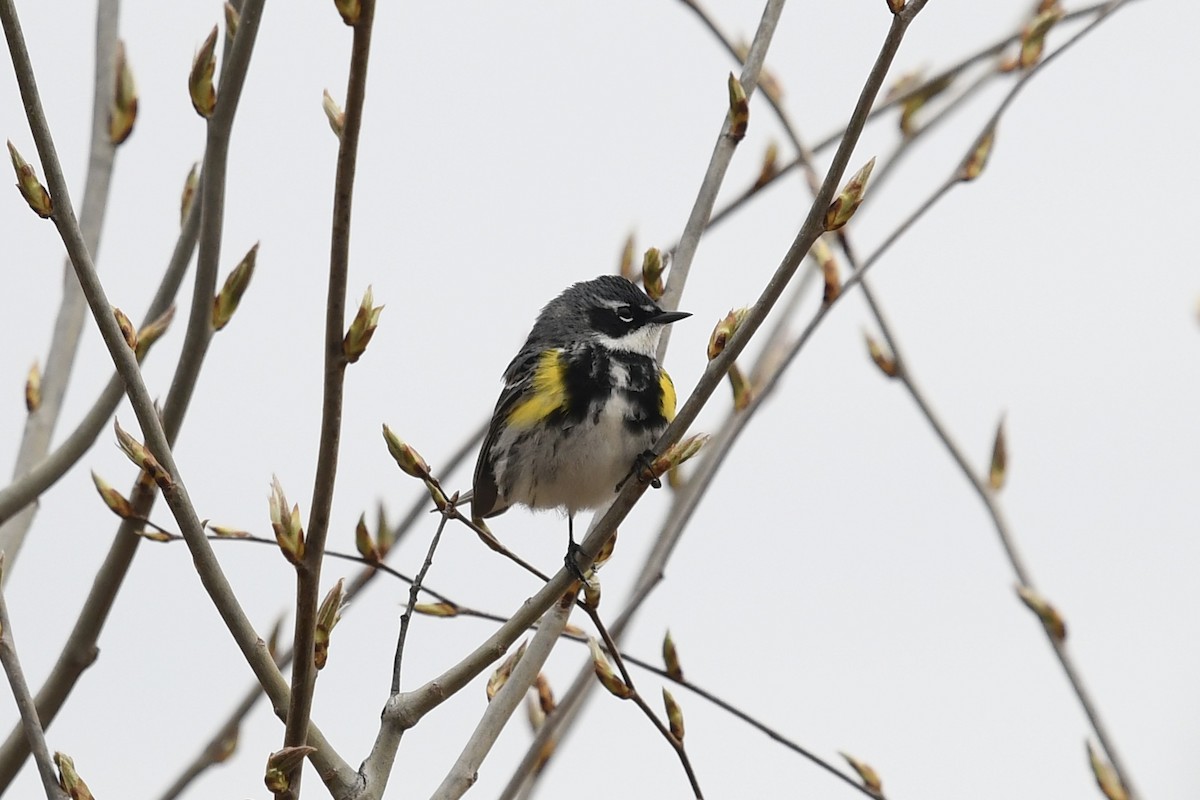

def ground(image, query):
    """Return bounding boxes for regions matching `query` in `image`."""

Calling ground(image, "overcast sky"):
[1,1,1196,798]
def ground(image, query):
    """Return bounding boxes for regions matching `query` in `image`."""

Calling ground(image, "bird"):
[471,275,690,578]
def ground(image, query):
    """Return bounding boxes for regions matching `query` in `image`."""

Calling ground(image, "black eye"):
[615,306,634,323]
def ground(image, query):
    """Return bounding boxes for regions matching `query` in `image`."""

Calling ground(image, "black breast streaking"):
[560,346,666,432]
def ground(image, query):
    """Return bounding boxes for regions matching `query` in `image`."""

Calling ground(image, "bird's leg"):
[563,513,588,584]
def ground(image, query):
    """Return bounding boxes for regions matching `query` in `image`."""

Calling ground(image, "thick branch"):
[429,594,574,800]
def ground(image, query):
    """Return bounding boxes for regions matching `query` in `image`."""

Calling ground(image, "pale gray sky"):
[1,1,1195,798]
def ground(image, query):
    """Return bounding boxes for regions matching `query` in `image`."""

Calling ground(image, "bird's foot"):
[636,449,663,489]
[563,539,590,584]
[615,450,663,493]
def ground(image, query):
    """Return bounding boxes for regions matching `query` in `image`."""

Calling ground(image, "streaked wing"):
[470,350,539,520]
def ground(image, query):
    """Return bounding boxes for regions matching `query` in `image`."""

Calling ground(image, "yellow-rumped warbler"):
[471,275,689,575]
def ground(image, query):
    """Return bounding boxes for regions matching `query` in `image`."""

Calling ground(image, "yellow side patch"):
[507,349,567,427]
[659,369,677,422]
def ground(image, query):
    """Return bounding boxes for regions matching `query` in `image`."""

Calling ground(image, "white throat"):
[594,324,663,357]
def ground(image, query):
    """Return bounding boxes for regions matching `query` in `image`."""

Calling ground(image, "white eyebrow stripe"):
[596,299,658,314]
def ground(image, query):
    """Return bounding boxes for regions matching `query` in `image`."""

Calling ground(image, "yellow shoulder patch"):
[507,349,567,428]
[659,369,677,422]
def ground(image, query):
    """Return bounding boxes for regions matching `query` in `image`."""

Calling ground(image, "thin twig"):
[579,604,872,799]
[125,530,461,603]
[677,0,807,163]
[358,556,579,796]
[698,0,1122,240]
[634,0,930,514]
[846,0,1129,125]
[670,11,1013,798]
[662,2,1140,735]
[687,11,1149,797]
[0,559,67,800]
[487,589,876,800]
[0,0,120,570]
[154,710,244,800]
[396,461,556,584]
[449,510,551,583]
[280,1,377,793]
[862,7,1141,794]
[167,0,263,418]
[585,607,703,798]
[679,0,1006,610]
[759,6,1142,796]
[392,499,452,694]
[409,570,880,800]
[0,483,146,789]
[862,67,994,207]
[634,656,873,798]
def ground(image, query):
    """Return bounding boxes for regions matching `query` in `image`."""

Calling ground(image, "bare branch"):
[575,0,931,610]
[0,0,286,787]
[0,0,119,571]
[0,558,68,800]
[156,422,483,799]
[0,0,356,790]
[391,501,451,694]
[500,1,940,793]
[0,184,199,528]
[429,593,574,800]
[656,0,785,354]
[669,4,1148,797]
[699,0,1127,237]
[154,709,243,800]
[160,515,886,800]
[354,0,897,778]
[280,3,377,793]
[758,6,1143,796]
[585,607,704,798]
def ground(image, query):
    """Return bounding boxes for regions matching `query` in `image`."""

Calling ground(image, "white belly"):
[497,394,662,514]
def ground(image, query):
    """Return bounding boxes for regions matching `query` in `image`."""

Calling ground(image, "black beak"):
[651,309,691,325]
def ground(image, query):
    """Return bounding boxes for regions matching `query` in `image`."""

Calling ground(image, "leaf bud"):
[7,140,52,218]
[824,157,876,231]
[382,425,431,479]
[24,361,40,412]
[343,285,384,363]
[268,476,305,566]
[212,243,258,331]
[108,41,138,145]
[189,26,218,118]
[726,72,749,142]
